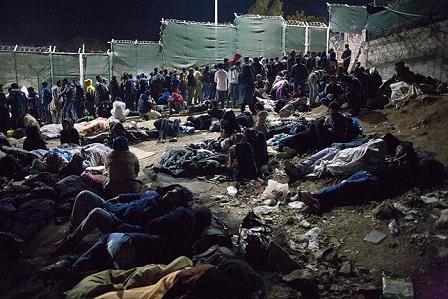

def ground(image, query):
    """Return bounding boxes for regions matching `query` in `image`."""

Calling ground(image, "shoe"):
[39,257,75,284]
[161,138,166,143]
[298,191,321,215]
[309,102,321,108]
[169,136,178,142]
[284,161,300,177]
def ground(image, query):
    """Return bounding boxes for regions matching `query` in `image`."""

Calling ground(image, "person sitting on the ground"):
[207,100,225,120]
[278,86,308,117]
[167,91,185,114]
[298,141,445,215]
[60,118,80,145]
[319,75,344,107]
[51,184,193,256]
[21,112,40,129]
[254,102,269,134]
[340,74,366,117]
[23,125,47,151]
[316,101,361,149]
[379,61,416,94]
[157,90,171,105]
[137,90,158,120]
[254,74,269,98]
[110,97,129,123]
[353,67,377,101]
[220,110,241,140]
[154,117,180,143]
[104,136,143,199]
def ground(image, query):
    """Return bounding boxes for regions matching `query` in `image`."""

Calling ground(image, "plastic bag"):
[261,179,289,200]
[382,271,414,298]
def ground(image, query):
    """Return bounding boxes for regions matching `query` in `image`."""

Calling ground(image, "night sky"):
[0,0,369,47]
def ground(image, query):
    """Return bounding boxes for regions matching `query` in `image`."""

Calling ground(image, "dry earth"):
[1,95,448,299]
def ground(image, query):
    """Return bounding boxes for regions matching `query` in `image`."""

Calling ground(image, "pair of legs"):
[52,190,119,255]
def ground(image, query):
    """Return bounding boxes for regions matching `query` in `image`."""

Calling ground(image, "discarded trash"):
[227,186,238,196]
[261,179,289,200]
[384,124,395,130]
[364,230,386,244]
[393,202,409,215]
[382,271,414,299]
[253,202,280,215]
[288,201,304,209]
[388,219,400,236]
[421,195,438,204]
[305,227,321,251]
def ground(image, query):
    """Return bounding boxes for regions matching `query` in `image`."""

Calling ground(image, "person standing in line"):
[0,85,8,133]
[187,68,196,106]
[59,78,76,120]
[193,67,203,104]
[51,80,62,124]
[228,61,241,107]
[214,63,228,109]
[7,83,27,129]
[341,44,352,71]
[40,81,53,125]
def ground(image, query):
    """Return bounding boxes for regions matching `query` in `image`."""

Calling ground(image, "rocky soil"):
[1,95,448,299]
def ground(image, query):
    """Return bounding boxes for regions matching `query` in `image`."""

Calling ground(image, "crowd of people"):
[0,47,446,299]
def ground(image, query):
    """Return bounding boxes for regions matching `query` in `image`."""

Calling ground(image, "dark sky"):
[0,0,369,48]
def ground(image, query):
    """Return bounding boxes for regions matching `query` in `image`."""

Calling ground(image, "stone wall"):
[363,20,448,82]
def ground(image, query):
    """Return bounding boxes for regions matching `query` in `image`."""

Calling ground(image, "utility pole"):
[215,0,218,24]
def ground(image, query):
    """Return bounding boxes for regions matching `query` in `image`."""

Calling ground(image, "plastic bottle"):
[393,202,409,215]
[306,227,321,251]
[388,219,400,236]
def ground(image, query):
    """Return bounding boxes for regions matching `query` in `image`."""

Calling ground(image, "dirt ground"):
[1,95,448,299]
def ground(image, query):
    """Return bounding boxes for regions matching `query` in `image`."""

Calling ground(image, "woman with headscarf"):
[238,65,255,114]
[220,110,241,140]
[104,136,142,199]
[60,118,80,145]
[23,125,47,151]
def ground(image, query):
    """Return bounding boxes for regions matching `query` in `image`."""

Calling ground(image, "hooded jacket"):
[84,79,96,102]
[60,118,80,145]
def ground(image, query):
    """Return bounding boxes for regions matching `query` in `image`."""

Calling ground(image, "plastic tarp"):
[0,52,51,91]
[52,53,80,80]
[161,20,235,69]
[327,3,366,34]
[112,42,162,77]
[365,0,448,40]
[285,26,306,53]
[84,54,110,82]
[235,16,284,59]
[308,27,328,53]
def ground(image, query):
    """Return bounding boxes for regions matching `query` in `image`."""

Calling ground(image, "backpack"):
[192,212,233,255]
[232,141,258,181]
[236,112,253,128]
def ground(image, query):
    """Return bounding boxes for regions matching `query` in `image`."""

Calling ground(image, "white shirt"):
[214,69,228,91]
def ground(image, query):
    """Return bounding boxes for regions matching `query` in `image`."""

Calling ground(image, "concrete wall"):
[362,20,448,82]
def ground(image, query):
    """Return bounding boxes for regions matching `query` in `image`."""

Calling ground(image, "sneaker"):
[169,136,178,142]
[284,161,300,177]
[39,257,76,284]
[161,138,166,143]
[298,191,321,215]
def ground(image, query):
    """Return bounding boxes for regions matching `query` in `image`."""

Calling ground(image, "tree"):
[248,0,284,16]
[286,10,327,24]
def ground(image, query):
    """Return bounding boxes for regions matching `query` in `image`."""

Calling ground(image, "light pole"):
[215,0,218,24]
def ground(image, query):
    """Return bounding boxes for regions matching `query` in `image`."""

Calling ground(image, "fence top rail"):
[110,39,161,45]
[0,45,53,52]
[161,18,232,27]
[285,21,328,28]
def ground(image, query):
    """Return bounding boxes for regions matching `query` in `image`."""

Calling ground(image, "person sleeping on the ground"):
[51,184,193,256]
[41,206,212,281]
[296,141,445,215]
[284,136,387,178]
